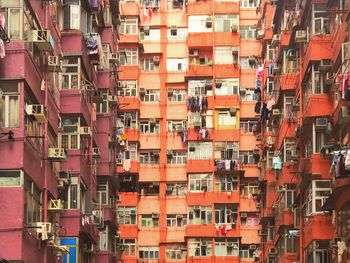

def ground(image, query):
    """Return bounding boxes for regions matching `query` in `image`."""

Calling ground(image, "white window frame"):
[214,238,239,256]
[119,17,138,34]
[117,80,137,97]
[188,142,213,160]
[188,238,212,257]
[189,173,212,192]
[140,89,160,102]
[139,247,159,259]
[305,180,332,216]
[118,206,137,225]
[188,206,212,224]
[119,48,138,66]
[139,120,160,133]
[215,78,239,96]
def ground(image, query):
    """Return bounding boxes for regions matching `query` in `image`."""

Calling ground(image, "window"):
[140,28,161,40]
[240,57,257,69]
[168,89,187,102]
[24,177,41,224]
[218,175,238,192]
[305,180,332,216]
[139,247,159,259]
[239,151,256,164]
[215,47,235,64]
[283,138,297,162]
[0,81,20,128]
[314,126,325,154]
[166,58,188,71]
[62,57,81,90]
[139,151,160,164]
[215,205,238,224]
[120,239,136,256]
[215,238,239,256]
[166,244,186,259]
[119,48,138,66]
[0,170,22,186]
[167,28,188,40]
[188,238,212,257]
[98,226,109,251]
[189,173,212,192]
[188,142,213,160]
[62,177,80,210]
[119,17,138,34]
[140,58,159,71]
[240,0,257,7]
[215,78,239,95]
[188,206,212,224]
[96,91,109,113]
[118,111,138,129]
[167,120,187,132]
[239,245,256,258]
[0,0,22,40]
[240,182,259,196]
[240,88,256,101]
[217,110,237,127]
[62,3,81,30]
[188,16,212,33]
[118,207,137,225]
[167,151,187,164]
[141,0,160,8]
[240,213,259,226]
[60,117,80,149]
[188,80,213,96]
[140,120,160,133]
[117,80,137,97]
[306,240,331,263]
[214,142,239,160]
[240,120,258,133]
[214,15,239,32]
[267,225,275,241]
[166,215,187,227]
[97,179,108,205]
[240,26,257,39]
[166,183,187,196]
[127,143,138,161]
[139,183,160,195]
[277,229,297,253]
[312,4,330,35]
[140,89,160,102]
[118,173,137,193]
[141,214,159,227]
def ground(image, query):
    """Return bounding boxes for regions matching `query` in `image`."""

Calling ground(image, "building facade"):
[0,0,120,262]
[257,0,350,262]
[116,0,262,262]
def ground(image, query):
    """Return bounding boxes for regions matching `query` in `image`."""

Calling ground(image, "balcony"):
[279,72,299,91]
[187,64,213,77]
[187,191,239,206]
[275,209,294,230]
[302,93,333,118]
[187,159,214,173]
[120,1,140,16]
[302,154,332,179]
[119,192,139,206]
[119,225,138,238]
[118,65,140,79]
[185,224,217,237]
[214,32,240,46]
[214,64,240,78]
[303,215,333,248]
[188,33,213,48]
[187,1,213,15]
[117,160,139,174]
[118,97,141,111]
[214,95,240,108]
[119,34,140,44]
[212,129,240,142]
[124,128,140,142]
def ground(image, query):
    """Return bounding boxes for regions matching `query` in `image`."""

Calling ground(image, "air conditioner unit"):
[142,25,150,35]
[79,126,92,136]
[48,56,62,72]
[26,104,47,123]
[249,244,257,250]
[48,199,64,211]
[116,195,122,203]
[153,56,160,65]
[48,148,66,161]
[26,30,53,51]
[205,18,212,28]
[256,29,265,40]
[268,247,277,254]
[271,34,280,46]
[295,30,307,43]
[108,95,118,105]
[231,24,238,33]
[319,59,332,71]
[31,222,53,240]
[170,25,177,35]
[139,87,146,96]
[241,212,247,218]
[109,53,119,64]
[189,49,199,57]
[230,107,237,116]
[315,117,328,130]
[152,213,159,219]
[339,106,350,124]
[166,150,173,158]
[92,147,101,158]
[273,64,280,73]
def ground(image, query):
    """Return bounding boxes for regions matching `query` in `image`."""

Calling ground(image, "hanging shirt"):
[273,156,282,170]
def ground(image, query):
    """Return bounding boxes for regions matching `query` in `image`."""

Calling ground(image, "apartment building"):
[257,0,350,262]
[116,0,262,262]
[0,0,119,262]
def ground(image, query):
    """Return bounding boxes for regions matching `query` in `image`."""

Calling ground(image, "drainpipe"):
[298,43,303,263]
[43,2,49,263]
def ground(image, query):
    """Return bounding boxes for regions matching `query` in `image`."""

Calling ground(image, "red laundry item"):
[148,8,153,17]
[219,224,227,235]
[348,64,350,85]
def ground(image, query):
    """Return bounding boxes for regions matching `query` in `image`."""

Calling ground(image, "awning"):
[322,185,350,211]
